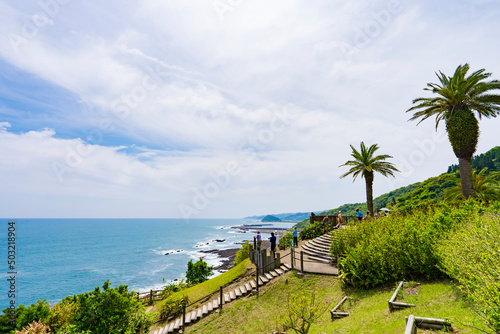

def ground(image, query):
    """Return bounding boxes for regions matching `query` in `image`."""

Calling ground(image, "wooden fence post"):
[300,251,304,273]
[149,289,153,306]
[220,286,223,311]
[182,305,186,332]
[291,248,294,270]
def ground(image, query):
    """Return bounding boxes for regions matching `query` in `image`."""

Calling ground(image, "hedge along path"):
[150,263,292,334]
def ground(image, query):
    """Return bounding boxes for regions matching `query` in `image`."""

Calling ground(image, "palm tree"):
[445,168,500,202]
[339,142,400,216]
[407,64,500,199]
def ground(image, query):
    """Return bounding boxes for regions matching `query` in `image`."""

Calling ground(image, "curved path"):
[278,232,338,275]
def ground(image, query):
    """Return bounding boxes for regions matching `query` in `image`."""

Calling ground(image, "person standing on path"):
[374,210,381,219]
[292,227,298,248]
[275,231,280,250]
[269,232,277,255]
[254,231,262,249]
[338,211,343,225]
[356,208,363,222]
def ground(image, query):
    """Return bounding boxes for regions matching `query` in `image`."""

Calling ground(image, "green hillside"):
[295,145,499,229]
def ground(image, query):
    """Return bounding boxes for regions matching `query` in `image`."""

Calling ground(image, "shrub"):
[15,319,49,334]
[234,241,250,265]
[73,280,153,334]
[186,258,214,285]
[46,300,79,332]
[300,223,323,241]
[279,232,293,250]
[13,300,51,332]
[334,201,484,288]
[436,206,500,332]
[158,295,189,321]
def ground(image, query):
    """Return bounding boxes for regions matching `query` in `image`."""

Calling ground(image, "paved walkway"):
[278,233,339,275]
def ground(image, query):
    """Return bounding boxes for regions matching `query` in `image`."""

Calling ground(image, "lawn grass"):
[185,272,487,334]
[151,258,255,313]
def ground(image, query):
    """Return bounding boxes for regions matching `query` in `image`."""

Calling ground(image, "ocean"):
[0,218,294,309]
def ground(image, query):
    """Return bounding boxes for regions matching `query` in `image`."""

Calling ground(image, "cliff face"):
[261,215,282,222]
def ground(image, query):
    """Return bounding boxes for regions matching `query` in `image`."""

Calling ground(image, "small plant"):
[159,296,189,321]
[279,290,330,334]
[279,232,293,250]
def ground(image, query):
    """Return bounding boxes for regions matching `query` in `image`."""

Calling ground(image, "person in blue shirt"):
[356,208,363,221]
[292,227,298,248]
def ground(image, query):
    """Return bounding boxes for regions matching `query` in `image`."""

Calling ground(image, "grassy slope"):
[151,259,255,314]
[186,272,486,333]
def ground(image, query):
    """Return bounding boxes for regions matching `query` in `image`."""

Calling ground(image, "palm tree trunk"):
[365,172,374,216]
[458,157,474,199]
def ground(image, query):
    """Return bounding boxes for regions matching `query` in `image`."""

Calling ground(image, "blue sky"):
[0,0,499,218]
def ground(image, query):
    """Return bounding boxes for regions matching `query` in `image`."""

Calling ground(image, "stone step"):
[310,238,332,248]
[302,244,330,257]
[283,263,292,270]
[234,288,241,298]
[304,242,329,254]
[173,318,181,331]
[185,311,193,325]
[167,321,175,333]
[302,249,331,261]
[265,273,273,280]
[207,301,213,312]
[260,275,269,283]
[270,270,278,277]
[229,290,236,300]
[307,254,331,264]
[280,265,289,272]
[202,304,208,315]
[212,299,219,309]
[196,308,202,320]
[250,280,257,289]
[311,238,331,248]
[245,283,252,291]
[275,268,284,275]
[224,293,230,303]
[240,285,247,295]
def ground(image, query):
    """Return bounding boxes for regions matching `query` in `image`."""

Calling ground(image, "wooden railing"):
[137,289,164,305]
[310,215,357,226]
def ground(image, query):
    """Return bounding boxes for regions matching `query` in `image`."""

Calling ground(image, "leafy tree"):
[73,280,153,334]
[339,142,399,216]
[185,258,214,285]
[445,168,500,202]
[407,64,500,199]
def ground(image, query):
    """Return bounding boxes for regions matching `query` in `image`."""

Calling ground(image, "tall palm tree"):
[407,64,500,199]
[445,168,500,203]
[339,142,399,216]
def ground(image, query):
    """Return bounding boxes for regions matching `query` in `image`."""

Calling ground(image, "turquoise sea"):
[0,219,293,309]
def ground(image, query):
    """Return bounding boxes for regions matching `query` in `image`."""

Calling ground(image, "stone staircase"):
[301,233,333,264]
[151,263,292,334]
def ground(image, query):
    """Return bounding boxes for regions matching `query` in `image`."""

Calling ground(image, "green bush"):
[73,280,154,334]
[436,204,500,332]
[14,300,51,332]
[334,201,484,288]
[186,258,214,285]
[159,295,189,321]
[300,223,324,241]
[234,241,250,265]
[47,300,79,333]
[279,232,293,250]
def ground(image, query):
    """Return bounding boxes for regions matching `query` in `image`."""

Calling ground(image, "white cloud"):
[0,0,499,217]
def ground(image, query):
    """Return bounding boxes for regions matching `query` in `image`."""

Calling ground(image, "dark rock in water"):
[213,239,225,242]
[165,253,169,255]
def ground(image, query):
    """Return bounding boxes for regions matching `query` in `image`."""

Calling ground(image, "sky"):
[0,0,499,219]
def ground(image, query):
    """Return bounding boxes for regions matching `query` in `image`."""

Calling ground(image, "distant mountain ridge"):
[244,211,322,221]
